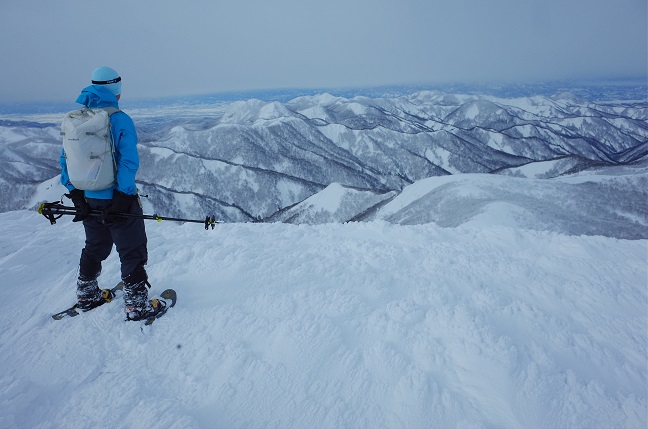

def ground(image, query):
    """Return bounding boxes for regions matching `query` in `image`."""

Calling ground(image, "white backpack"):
[61,107,120,191]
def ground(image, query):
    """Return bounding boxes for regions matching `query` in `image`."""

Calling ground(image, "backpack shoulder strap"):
[101,107,121,172]
[102,106,121,116]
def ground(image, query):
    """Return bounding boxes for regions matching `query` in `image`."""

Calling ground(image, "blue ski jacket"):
[60,85,139,199]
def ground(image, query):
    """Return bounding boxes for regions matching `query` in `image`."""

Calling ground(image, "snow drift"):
[0,212,646,428]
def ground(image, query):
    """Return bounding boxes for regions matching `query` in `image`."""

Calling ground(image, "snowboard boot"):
[76,274,103,311]
[76,274,116,312]
[125,296,167,322]
[123,269,167,321]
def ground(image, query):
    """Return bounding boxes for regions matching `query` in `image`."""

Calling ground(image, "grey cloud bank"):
[1,0,646,102]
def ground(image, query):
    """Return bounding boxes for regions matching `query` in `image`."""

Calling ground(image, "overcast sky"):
[1,0,646,102]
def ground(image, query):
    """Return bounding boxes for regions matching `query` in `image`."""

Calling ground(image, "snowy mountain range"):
[0,87,646,428]
[1,89,646,238]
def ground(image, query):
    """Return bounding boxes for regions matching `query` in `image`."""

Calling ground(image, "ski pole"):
[37,201,220,230]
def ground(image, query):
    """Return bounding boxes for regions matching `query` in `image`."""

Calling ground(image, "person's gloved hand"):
[105,190,138,223]
[65,189,90,222]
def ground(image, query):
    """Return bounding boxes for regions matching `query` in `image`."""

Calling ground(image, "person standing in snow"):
[59,66,164,321]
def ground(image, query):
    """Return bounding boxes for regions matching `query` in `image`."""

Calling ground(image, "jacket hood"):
[75,85,119,109]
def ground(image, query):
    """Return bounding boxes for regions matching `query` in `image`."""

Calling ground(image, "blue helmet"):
[91,66,122,96]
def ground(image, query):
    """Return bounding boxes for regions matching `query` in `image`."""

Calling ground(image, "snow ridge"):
[1,91,646,227]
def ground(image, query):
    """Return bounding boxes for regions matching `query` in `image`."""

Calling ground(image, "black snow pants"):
[79,197,148,283]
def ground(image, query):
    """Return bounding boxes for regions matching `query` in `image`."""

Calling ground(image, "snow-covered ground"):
[0,209,646,428]
[272,167,648,240]
[1,87,646,427]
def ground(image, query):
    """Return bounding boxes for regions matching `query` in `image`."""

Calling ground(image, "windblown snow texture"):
[0,211,645,428]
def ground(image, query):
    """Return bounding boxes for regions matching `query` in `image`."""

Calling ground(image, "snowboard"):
[144,289,177,325]
[52,282,124,320]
